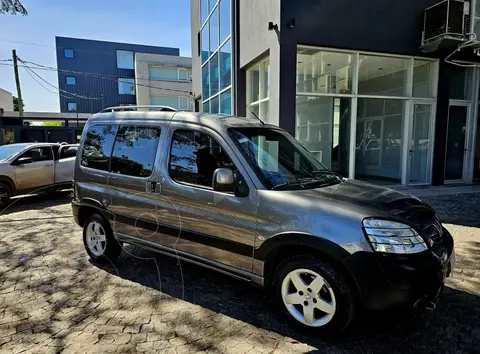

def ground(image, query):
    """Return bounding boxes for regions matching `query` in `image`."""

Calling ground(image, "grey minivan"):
[72,106,455,334]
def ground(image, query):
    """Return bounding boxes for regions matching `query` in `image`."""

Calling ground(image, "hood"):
[293,179,436,230]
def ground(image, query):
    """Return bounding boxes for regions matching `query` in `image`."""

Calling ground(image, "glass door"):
[408,103,434,185]
[445,103,470,182]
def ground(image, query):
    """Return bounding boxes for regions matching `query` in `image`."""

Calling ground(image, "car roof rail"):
[99,105,178,113]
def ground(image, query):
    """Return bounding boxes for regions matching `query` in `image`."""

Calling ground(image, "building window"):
[67,102,77,111]
[64,49,74,58]
[201,26,209,63]
[117,50,134,70]
[219,39,231,91]
[247,58,270,122]
[118,78,135,95]
[220,89,231,114]
[219,0,230,44]
[296,50,353,94]
[66,76,76,85]
[201,0,209,24]
[149,67,190,81]
[201,0,232,113]
[413,60,436,98]
[358,55,409,96]
[150,95,190,110]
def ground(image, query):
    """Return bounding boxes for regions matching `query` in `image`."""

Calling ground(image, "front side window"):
[111,126,161,177]
[117,50,134,69]
[81,125,118,171]
[118,78,135,95]
[19,147,53,162]
[169,130,234,188]
[229,128,342,190]
[64,49,74,58]
[66,76,76,85]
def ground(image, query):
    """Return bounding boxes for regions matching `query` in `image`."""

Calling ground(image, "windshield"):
[0,145,25,161]
[228,127,342,190]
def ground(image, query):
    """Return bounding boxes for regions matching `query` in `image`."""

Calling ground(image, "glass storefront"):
[296,47,438,185]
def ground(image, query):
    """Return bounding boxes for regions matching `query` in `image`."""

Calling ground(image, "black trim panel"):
[111,211,253,258]
[254,233,351,262]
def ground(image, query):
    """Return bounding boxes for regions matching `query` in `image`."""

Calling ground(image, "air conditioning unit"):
[421,0,471,53]
[316,74,333,93]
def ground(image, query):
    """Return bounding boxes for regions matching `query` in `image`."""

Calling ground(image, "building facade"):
[190,0,480,186]
[0,88,14,112]
[55,37,181,114]
[134,53,192,110]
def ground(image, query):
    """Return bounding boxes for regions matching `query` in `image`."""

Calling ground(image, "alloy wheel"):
[85,221,107,257]
[281,268,336,327]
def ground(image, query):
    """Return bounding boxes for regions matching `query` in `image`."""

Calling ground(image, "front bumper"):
[72,201,80,226]
[343,227,454,311]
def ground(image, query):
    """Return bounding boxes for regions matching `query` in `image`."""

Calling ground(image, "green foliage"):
[41,121,62,127]
[13,96,24,111]
[0,0,27,15]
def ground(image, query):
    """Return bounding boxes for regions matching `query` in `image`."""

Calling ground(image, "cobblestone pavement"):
[0,192,479,353]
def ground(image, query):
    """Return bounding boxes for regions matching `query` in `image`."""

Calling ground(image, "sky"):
[0,0,192,112]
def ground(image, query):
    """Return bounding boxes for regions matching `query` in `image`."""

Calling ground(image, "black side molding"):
[254,233,351,262]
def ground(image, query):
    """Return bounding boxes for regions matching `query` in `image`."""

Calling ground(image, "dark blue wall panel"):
[56,37,180,113]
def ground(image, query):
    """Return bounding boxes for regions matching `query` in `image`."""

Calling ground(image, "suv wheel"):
[273,255,356,334]
[83,214,122,263]
[0,182,11,208]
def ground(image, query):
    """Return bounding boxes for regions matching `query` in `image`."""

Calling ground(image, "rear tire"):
[83,214,122,263]
[0,182,11,209]
[272,255,356,335]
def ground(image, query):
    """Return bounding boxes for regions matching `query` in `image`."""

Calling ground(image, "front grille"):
[422,220,444,248]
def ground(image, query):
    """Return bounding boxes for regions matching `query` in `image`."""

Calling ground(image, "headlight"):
[362,218,427,254]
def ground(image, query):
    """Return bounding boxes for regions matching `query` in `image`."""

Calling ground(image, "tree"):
[1,0,27,15]
[13,96,24,111]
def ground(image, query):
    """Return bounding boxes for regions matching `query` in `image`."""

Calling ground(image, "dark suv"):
[72,107,454,334]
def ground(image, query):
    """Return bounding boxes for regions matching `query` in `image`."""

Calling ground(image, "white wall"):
[0,88,14,112]
[135,53,192,107]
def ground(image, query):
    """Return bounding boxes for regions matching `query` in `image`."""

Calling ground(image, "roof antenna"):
[248,107,264,125]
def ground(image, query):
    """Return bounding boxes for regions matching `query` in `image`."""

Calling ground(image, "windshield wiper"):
[272,177,339,191]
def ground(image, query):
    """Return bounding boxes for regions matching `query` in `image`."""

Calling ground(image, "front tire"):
[0,182,11,209]
[83,214,122,263]
[272,255,356,334]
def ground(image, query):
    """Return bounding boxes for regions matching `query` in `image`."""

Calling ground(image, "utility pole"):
[12,49,24,117]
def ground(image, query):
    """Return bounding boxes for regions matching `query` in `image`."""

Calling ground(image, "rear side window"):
[59,146,78,159]
[169,129,234,187]
[111,126,161,177]
[81,125,118,171]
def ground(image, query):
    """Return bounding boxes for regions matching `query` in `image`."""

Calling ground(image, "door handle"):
[44,163,53,167]
[409,149,414,154]
[146,181,162,194]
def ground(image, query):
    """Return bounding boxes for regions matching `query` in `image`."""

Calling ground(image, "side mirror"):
[15,157,34,165]
[212,168,234,192]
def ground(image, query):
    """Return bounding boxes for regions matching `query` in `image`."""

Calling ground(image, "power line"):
[21,59,192,94]
[0,59,192,94]
[20,60,100,100]
[21,62,76,99]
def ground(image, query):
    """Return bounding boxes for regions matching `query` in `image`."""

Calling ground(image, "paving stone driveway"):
[0,192,479,353]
